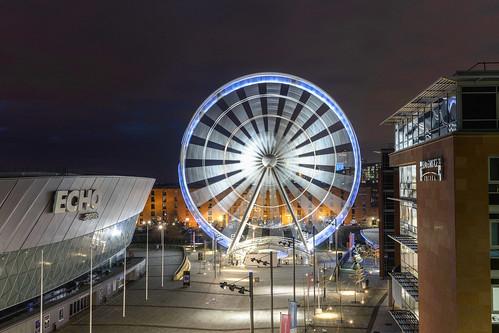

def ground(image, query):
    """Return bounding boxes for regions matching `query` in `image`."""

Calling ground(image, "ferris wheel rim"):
[179,72,362,250]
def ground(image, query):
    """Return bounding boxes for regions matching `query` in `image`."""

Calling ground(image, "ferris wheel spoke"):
[236,89,262,136]
[228,169,268,253]
[273,119,306,158]
[289,104,330,143]
[275,166,325,211]
[281,91,311,138]
[272,86,289,136]
[225,108,255,142]
[274,172,314,213]
[180,74,361,254]
[270,168,309,252]
[274,122,316,158]
[285,162,334,189]
[200,114,248,148]
[215,171,264,214]
[189,135,243,155]
[190,168,256,206]
[257,89,269,132]
[295,121,344,150]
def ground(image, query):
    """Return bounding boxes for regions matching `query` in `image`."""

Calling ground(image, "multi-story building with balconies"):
[382,62,499,333]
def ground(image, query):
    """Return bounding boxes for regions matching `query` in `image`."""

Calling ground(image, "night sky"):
[1,1,498,183]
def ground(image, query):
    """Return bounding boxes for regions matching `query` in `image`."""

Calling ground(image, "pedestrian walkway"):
[57,247,399,333]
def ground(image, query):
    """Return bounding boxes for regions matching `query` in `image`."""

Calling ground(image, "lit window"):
[493,287,499,312]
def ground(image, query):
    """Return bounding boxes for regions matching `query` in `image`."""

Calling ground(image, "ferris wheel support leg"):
[228,169,267,254]
[271,168,310,253]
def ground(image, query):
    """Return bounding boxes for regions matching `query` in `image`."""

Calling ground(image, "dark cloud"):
[1,0,499,182]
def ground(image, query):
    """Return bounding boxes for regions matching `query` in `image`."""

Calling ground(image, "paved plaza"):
[59,246,400,333]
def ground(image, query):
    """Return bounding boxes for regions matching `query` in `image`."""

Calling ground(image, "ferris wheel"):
[179,73,361,254]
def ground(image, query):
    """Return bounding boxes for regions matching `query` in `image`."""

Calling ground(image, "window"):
[59,308,64,321]
[400,165,417,199]
[493,286,499,312]
[491,221,499,248]
[394,96,457,151]
[401,245,418,277]
[490,157,499,182]
[462,87,498,129]
[490,194,499,206]
[491,157,499,257]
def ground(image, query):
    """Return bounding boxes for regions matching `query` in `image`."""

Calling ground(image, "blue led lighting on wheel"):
[179,73,361,251]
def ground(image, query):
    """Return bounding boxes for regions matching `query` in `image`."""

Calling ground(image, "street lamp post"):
[89,244,93,333]
[249,253,274,332]
[293,236,296,302]
[122,247,126,318]
[335,218,343,322]
[312,226,316,315]
[220,272,254,333]
[270,251,274,333]
[303,276,307,333]
[159,224,165,288]
[323,262,327,301]
[249,271,254,333]
[40,250,44,333]
[145,220,150,301]
[191,227,196,252]
[278,238,296,302]
[213,236,217,278]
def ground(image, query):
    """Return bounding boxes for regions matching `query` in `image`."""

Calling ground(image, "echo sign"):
[53,189,101,214]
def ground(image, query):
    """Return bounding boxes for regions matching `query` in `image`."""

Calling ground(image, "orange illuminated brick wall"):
[138,183,378,229]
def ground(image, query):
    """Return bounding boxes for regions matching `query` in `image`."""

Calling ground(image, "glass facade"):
[394,164,419,315]
[0,215,138,310]
[400,165,417,200]
[399,165,418,277]
[400,202,417,239]
[401,244,418,278]
[395,96,457,151]
[490,157,499,258]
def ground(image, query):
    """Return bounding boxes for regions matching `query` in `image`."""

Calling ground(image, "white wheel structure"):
[179,73,361,255]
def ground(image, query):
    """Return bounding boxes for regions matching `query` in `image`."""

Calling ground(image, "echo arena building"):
[0,174,154,312]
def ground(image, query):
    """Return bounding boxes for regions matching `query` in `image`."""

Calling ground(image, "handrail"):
[465,61,499,72]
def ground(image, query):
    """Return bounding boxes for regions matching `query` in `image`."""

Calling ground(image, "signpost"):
[183,271,191,287]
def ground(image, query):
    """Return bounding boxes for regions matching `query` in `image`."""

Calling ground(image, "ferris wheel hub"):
[262,154,278,168]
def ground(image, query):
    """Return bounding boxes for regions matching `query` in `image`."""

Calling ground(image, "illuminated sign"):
[420,157,443,181]
[53,189,101,214]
